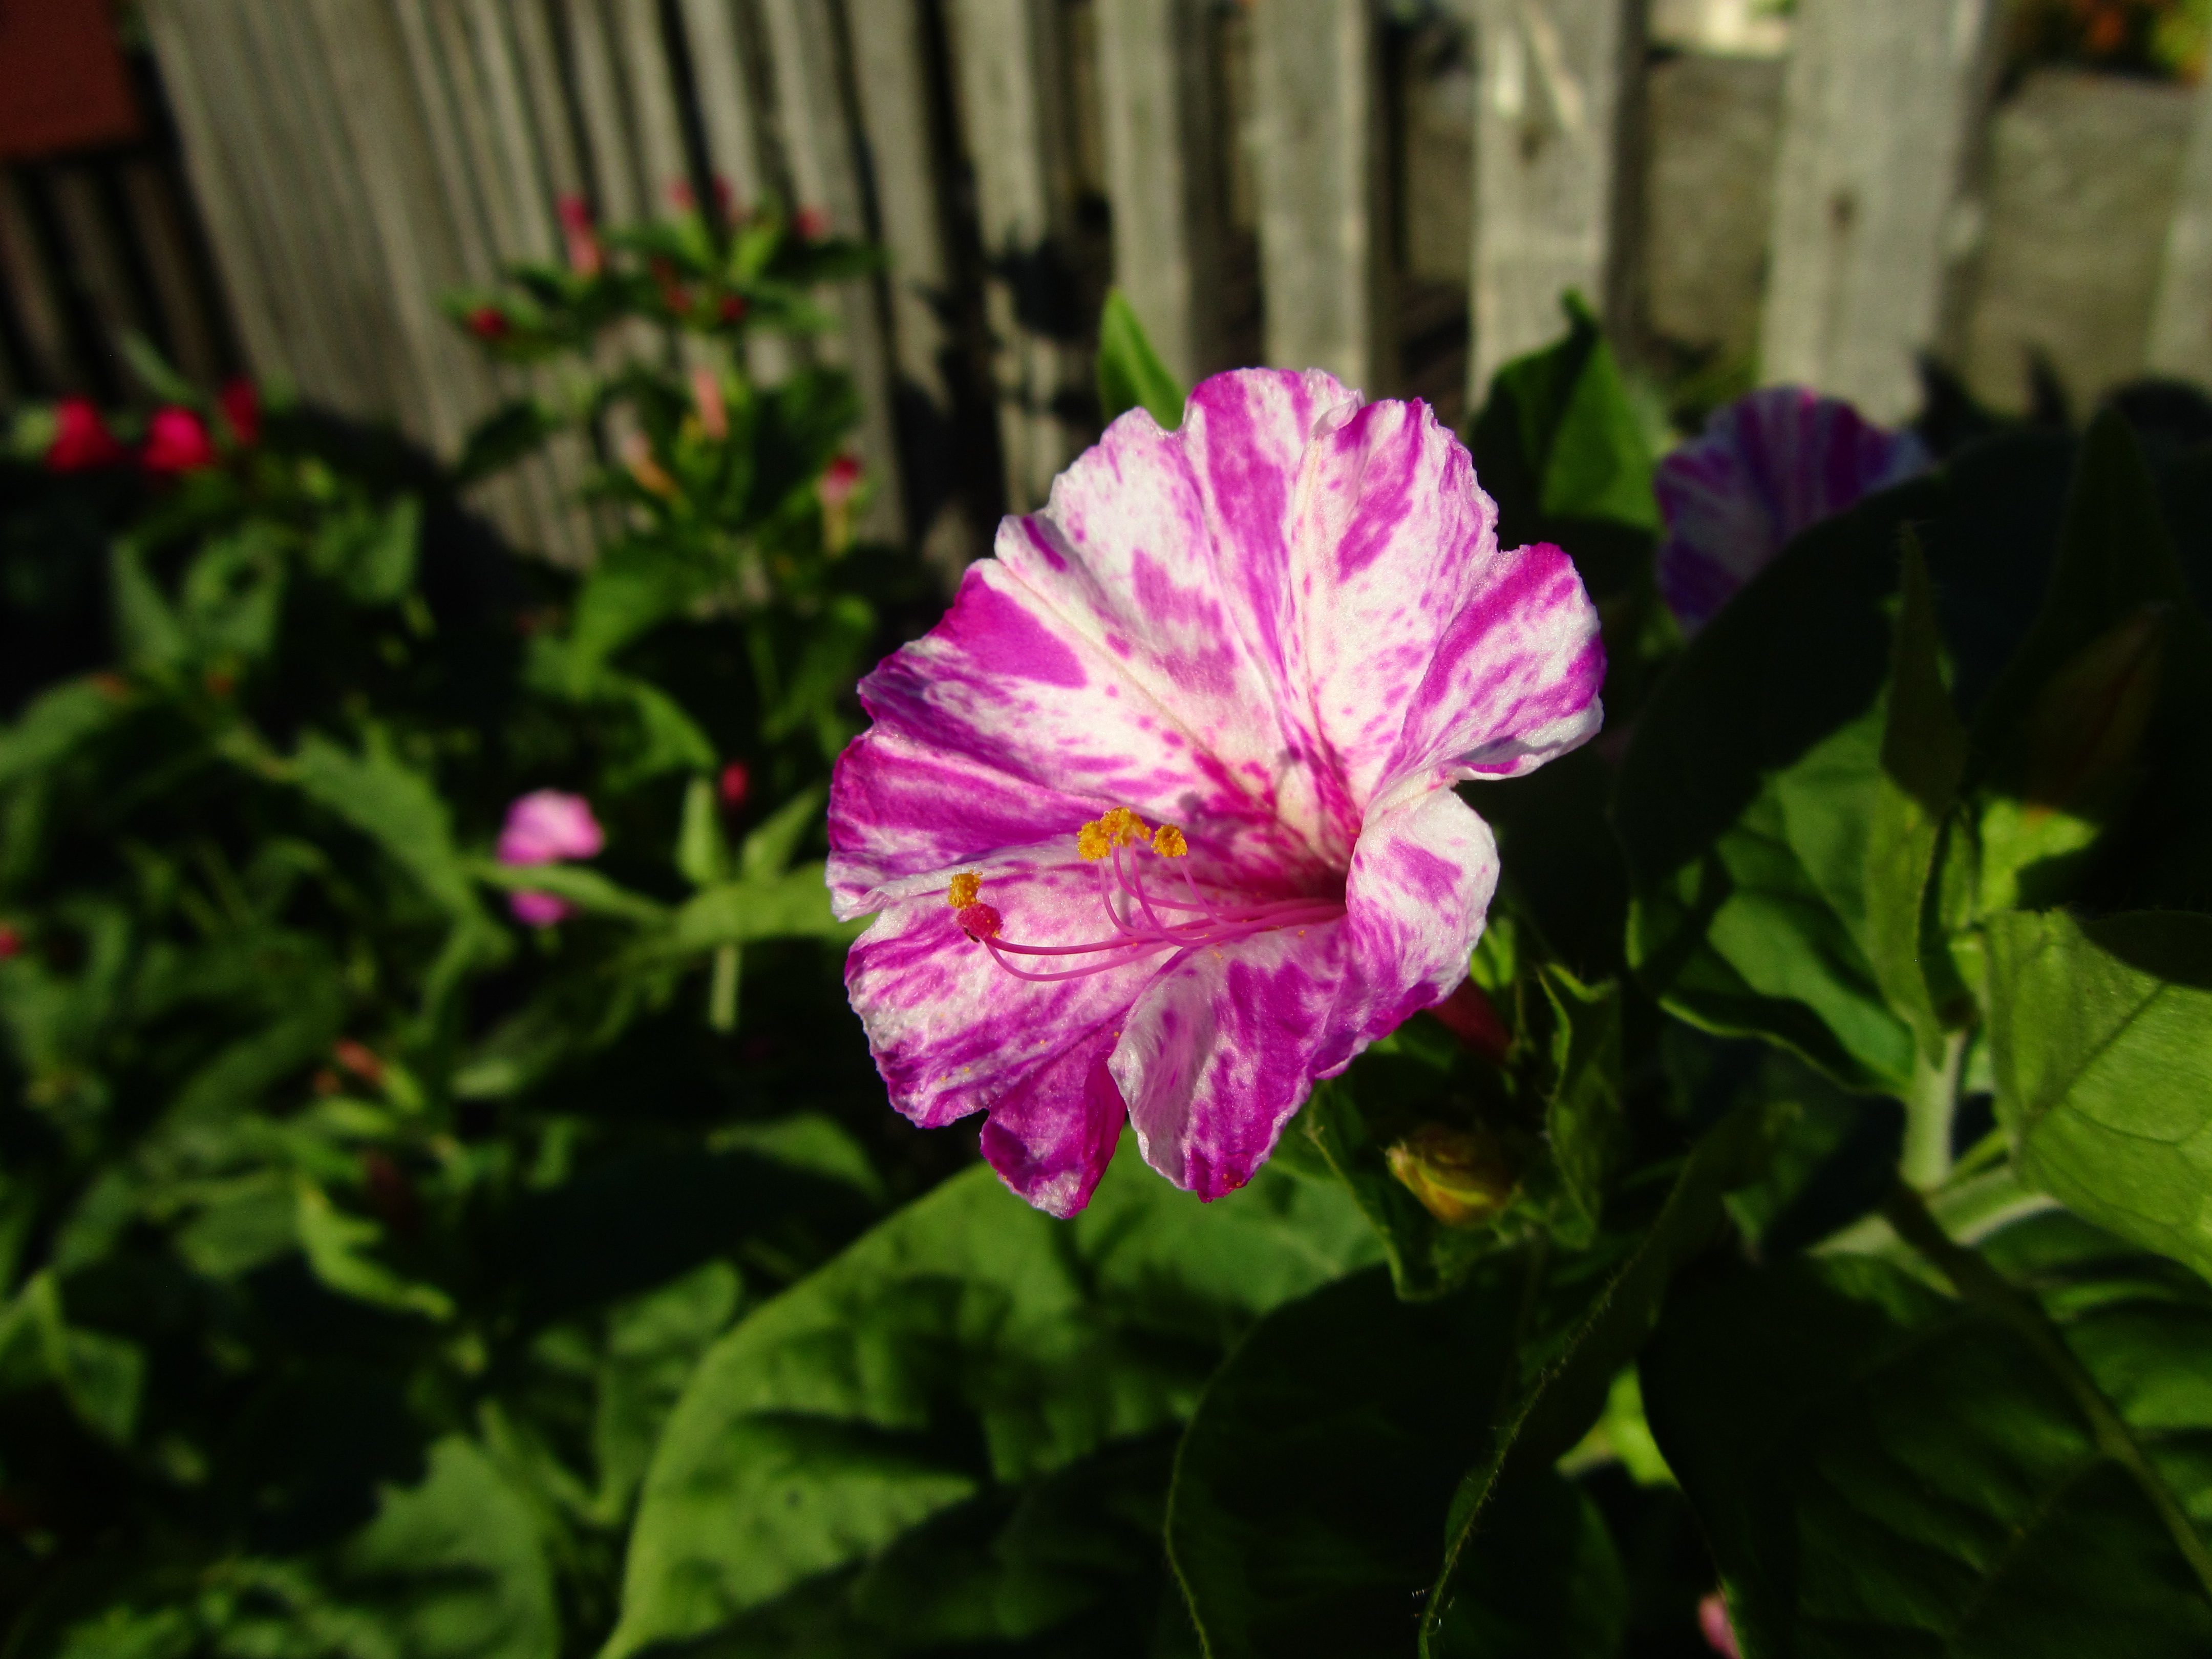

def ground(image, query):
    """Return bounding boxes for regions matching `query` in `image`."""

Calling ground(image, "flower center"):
[946,809,1348,983]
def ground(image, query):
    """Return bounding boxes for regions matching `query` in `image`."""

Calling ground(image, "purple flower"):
[1655,387,1930,633]
[498,790,604,926]
[827,368,1606,1217]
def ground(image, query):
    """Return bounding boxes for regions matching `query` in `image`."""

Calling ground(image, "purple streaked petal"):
[1110,923,1352,1200]
[1379,540,1605,793]
[978,1043,1128,1218]
[844,860,1159,1131]
[1656,386,1930,631]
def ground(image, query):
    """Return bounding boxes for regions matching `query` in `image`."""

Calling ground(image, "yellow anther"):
[1076,806,1150,861]
[946,871,982,908]
[1152,824,1187,858]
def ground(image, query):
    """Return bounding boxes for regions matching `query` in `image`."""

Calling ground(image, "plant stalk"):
[709,942,741,1032]
[1899,1030,1968,1190]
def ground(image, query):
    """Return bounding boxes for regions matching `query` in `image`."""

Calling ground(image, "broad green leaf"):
[738,785,825,882]
[344,494,423,606]
[456,397,559,485]
[676,774,729,886]
[1642,1246,2212,1657]
[1166,1263,1566,1659]
[1985,908,2212,1285]
[606,1137,1377,1657]
[1865,535,1968,1057]
[1618,477,1943,1092]
[1419,1107,1769,1653]
[1097,289,1186,430]
[589,1261,743,1524]
[109,540,188,671]
[1469,291,1657,537]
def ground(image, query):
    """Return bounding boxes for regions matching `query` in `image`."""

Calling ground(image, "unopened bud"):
[1386,1124,1516,1228]
[556,194,603,277]
[691,366,729,441]
[1427,978,1511,1064]
[621,431,679,498]
[2023,603,2167,820]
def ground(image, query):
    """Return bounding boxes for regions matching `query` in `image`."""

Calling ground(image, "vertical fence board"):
[2149,74,2212,384]
[611,0,696,215]
[136,4,291,386]
[1468,0,1645,399]
[119,160,227,388]
[1759,0,2001,422]
[0,174,83,391]
[567,0,648,222]
[47,167,150,394]
[948,0,1088,511]
[1095,0,1225,389]
[676,0,770,207]
[756,0,907,539]
[1248,0,1388,392]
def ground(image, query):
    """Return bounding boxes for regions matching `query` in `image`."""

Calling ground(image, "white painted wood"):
[756,0,907,539]
[1248,0,1388,393]
[2149,71,2212,384]
[611,0,696,217]
[566,0,647,224]
[948,0,1089,509]
[1759,0,2002,423]
[1468,0,1646,399]
[1094,0,1225,389]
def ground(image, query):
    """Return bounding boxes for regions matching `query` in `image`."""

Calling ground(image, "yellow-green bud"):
[1386,1124,1517,1229]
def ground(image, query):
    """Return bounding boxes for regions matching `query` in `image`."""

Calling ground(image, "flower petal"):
[843,859,1158,1131]
[1281,399,1600,817]
[977,1043,1128,1218]
[1326,786,1501,1075]
[1110,923,1353,1200]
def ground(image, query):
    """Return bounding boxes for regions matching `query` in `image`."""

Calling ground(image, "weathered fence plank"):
[1094,0,1227,391]
[756,0,908,540]
[2149,70,2212,384]
[1248,0,1389,393]
[1759,0,2002,422]
[948,0,1090,511]
[1467,0,1647,399]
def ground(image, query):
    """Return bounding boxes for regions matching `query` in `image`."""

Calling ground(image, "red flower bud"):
[45,398,125,472]
[556,193,603,276]
[718,760,751,813]
[1427,978,1511,1064]
[0,924,21,961]
[467,305,512,342]
[717,293,748,324]
[333,1038,386,1087]
[141,407,216,476]
[794,206,831,242]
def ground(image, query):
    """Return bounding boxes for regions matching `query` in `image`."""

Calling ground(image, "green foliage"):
[1096,290,1186,431]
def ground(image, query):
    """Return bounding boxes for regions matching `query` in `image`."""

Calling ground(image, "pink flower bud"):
[794,205,830,242]
[0,924,20,960]
[467,305,512,343]
[556,194,603,277]
[46,398,125,472]
[498,790,604,866]
[1428,978,1511,1064]
[509,889,574,927]
[691,365,729,441]
[141,407,216,476]
[1698,1592,1740,1658]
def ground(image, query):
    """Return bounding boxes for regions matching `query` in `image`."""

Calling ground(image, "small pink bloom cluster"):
[498,790,605,926]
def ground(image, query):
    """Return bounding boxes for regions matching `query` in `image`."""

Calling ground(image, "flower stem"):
[710,943,740,1032]
[1899,1029,1968,1190]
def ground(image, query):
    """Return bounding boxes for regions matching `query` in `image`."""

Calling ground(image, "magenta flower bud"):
[46,398,125,472]
[509,889,574,927]
[718,761,751,814]
[498,790,604,866]
[1698,1591,1740,1658]
[142,407,216,477]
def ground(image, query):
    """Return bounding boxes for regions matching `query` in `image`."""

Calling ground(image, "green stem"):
[1899,1030,1967,1190]
[709,943,741,1032]
[1883,1184,2212,1602]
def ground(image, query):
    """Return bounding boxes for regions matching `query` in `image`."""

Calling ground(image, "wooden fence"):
[11,1,2212,568]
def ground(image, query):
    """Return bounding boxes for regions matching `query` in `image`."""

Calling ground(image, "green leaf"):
[1642,1246,2212,1657]
[1618,479,1945,1093]
[455,397,559,485]
[1469,292,1657,536]
[1097,288,1186,430]
[109,540,187,672]
[738,785,825,882]
[325,1435,559,1659]
[1166,1263,1560,1659]
[1299,1076,1496,1302]
[0,678,131,794]
[605,1137,1378,1656]
[289,731,481,921]
[676,774,730,886]
[1985,908,2212,1285]
[473,859,668,923]
[1539,966,1626,1248]
[1865,534,1969,1057]
[343,494,422,606]
[590,1262,744,1524]
[294,1177,455,1321]
[655,863,859,954]
[1419,1107,1769,1653]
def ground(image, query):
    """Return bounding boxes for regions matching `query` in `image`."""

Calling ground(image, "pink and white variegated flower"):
[1656,386,1929,632]
[828,369,1606,1217]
